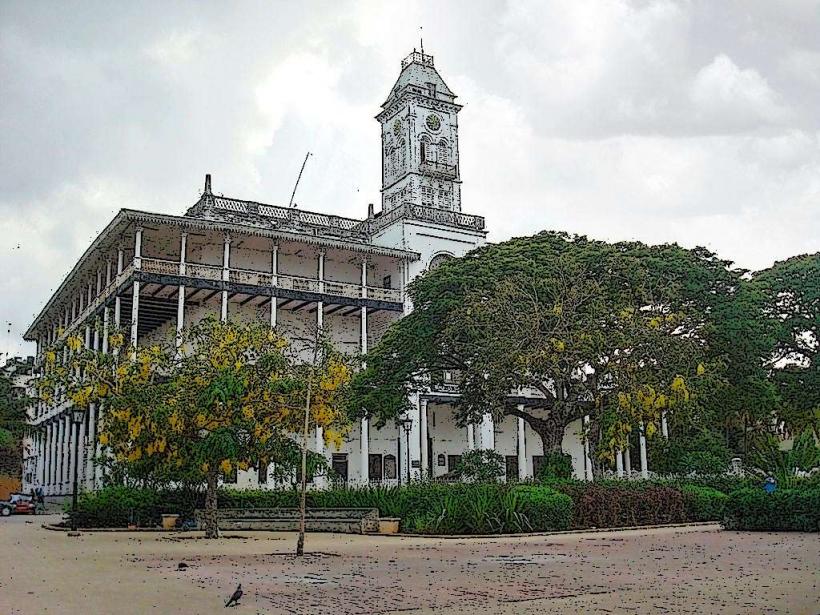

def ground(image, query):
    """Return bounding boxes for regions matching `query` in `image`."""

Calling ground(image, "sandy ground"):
[1,514,818,614]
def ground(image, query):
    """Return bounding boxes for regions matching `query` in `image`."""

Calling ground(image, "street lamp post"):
[400,417,413,485]
[70,408,84,533]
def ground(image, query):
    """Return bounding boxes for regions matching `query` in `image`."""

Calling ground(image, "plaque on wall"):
[437,454,446,467]
[411,460,420,468]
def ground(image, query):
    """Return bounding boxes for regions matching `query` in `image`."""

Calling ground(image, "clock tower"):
[376,50,462,213]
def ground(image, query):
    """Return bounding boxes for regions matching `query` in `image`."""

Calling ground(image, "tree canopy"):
[351,232,736,467]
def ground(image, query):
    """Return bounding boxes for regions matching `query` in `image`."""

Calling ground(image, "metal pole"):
[71,421,80,532]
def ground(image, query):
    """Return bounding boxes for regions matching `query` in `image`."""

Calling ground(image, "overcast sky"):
[1,0,819,360]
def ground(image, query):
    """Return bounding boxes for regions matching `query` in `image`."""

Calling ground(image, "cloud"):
[690,54,791,130]
[0,0,818,360]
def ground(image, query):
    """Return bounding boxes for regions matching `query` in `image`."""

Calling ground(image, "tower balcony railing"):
[419,160,457,179]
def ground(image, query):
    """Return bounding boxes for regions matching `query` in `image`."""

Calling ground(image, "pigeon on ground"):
[177,562,188,570]
[225,584,242,608]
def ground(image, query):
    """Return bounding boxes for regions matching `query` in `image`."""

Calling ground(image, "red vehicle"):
[0,493,35,516]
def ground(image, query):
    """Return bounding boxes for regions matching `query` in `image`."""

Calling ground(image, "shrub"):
[454,449,505,483]
[513,485,572,531]
[681,485,728,521]
[553,480,688,528]
[724,488,820,532]
[536,451,574,481]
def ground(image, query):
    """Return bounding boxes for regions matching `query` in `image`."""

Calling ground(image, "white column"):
[407,396,421,481]
[44,424,52,493]
[317,250,324,330]
[114,246,123,353]
[479,413,495,450]
[84,323,91,349]
[133,227,143,270]
[270,245,278,327]
[96,267,102,297]
[466,424,475,450]
[359,257,369,485]
[314,426,326,489]
[661,412,669,439]
[360,418,369,485]
[583,415,593,481]
[616,449,624,478]
[419,398,429,479]
[130,281,140,347]
[86,404,96,490]
[62,415,71,492]
[624,445,632,476]
[517,412,527,481]
[221,233,230,321]
[101,307,110,354]
[177,232,187,347]
[49,422,57,493]
[639,422,649,479]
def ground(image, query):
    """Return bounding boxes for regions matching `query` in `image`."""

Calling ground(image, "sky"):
[1,0,819,360]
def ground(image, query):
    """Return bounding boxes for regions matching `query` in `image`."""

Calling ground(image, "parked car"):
[0,493,35,516]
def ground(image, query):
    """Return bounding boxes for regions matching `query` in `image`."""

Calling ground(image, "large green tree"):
[351,232,735,470]
[753,253,820,438]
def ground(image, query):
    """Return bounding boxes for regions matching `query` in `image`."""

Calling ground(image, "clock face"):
[393,119,402,136]
[426,114,441,131]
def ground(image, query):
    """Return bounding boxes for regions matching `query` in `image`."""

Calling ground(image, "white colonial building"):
[23,50,648,497]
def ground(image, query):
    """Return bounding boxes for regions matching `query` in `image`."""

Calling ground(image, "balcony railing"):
[55,258,403,340]
[419,160,457,179]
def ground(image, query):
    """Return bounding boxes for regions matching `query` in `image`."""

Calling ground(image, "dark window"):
[368,454,383,482]
[332,454,348,483]
[447,455,461,472]
[532,455,545,478]
[383,454,397,480]
[383,275,392,289]
[437,453,446,467]
[505,456,519,482]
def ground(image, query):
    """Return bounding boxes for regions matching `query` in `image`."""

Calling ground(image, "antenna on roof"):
[204,173,212,195]
[419,26,424,54]
[289,152,312,208]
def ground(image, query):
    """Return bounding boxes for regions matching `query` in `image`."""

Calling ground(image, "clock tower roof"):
[382,50,456,108]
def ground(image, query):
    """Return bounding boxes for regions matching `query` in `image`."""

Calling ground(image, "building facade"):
[23,51,648,496]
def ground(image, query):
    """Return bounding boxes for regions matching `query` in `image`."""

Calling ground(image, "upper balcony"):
[141,258,403,303]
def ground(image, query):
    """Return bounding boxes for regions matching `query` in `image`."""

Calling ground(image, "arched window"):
[429,253,454,270]
[438,139,449,165]
[420,136,430,162]
[399,139,406,168]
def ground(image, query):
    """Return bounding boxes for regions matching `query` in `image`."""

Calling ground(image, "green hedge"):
[724,488,820,532]
[681,485,728,521]
[68,483,572,534]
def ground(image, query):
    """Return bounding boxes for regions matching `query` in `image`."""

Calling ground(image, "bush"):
[536,451,574,481]
[552,480,688,528]
[513,485,572,531]
[681,485,728,521]
[454,449,505,483]
[724,488,820,532]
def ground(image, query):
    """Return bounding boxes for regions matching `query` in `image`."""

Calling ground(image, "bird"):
[177,562,188,570]
[225,584,242,608]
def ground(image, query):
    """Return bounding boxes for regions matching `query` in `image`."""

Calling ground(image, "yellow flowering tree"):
[97,317,352,538]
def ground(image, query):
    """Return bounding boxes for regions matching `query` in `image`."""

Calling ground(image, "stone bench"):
[194,507,381,534]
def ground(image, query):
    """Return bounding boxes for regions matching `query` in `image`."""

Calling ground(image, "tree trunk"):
[204,469,219,539]
[530,415,564,454]
[586,419,603,480]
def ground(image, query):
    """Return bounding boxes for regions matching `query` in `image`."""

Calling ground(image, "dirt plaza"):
[0,514,817,614]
